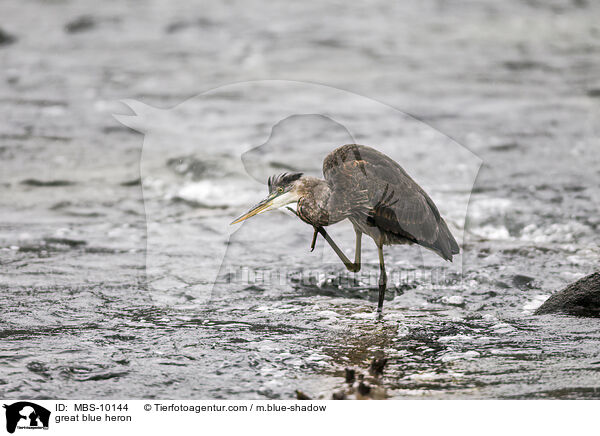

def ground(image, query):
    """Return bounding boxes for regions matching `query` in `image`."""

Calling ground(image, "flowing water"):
[1,0,599,399]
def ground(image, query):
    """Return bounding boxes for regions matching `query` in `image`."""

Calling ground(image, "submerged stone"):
[535,272,600,317]
[0,28,16,46]
[65,15,96,33]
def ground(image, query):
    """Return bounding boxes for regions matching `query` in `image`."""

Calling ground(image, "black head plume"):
[267,172,303,194]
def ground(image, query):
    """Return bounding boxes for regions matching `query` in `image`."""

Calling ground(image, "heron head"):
[231,172,304,224]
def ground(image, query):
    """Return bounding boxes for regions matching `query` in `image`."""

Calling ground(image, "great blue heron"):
[231,144,459,312]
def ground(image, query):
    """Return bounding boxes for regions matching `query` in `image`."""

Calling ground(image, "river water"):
[1,0,599,399]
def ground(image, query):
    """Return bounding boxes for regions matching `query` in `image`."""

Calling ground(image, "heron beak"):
[230,191,300,225]
[230,196,275,224]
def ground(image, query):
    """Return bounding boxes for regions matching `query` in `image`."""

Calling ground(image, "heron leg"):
[353,229,362,271]
[310,227,319,252]
[377,244,387,313]
[316,227,361,273]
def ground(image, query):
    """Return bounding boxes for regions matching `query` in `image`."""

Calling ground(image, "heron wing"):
[323,144,459,259]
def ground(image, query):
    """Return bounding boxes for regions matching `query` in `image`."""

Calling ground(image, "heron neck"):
[297,177,345,226]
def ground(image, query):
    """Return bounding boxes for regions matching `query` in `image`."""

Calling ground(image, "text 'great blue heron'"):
[231,144,459,313]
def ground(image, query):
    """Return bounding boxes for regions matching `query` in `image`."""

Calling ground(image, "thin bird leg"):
[316,227,361,273]
[285,207,319,251]
[353,229,362,271]
[310,227,319,252]
[377,244,387,313]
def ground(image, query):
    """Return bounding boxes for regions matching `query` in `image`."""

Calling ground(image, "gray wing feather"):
[323,144,459,260]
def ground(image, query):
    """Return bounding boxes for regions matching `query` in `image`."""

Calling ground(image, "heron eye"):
[277,187,284,194]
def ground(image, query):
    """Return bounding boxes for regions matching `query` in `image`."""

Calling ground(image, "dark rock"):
[120,178,141,187]
[165,18,216,34]
[369,357,388,376]
[344,368,355,383]
[166,156,208,179]
[587,89,600,98]
[503,60,548,71]
[65,15,96,33]
[44,237,87,247]
[535,272,600,317]
[490,142,519,152]
[21,179,75,187]
[0,28,16,46]
[171,196,228,209]
[357,381,371,396]
[103,125,140,135]
[26,361,50,376]
[295,390,311,400]
[513,274,535,289]
[49,201,72,210]
[332,390,346,400]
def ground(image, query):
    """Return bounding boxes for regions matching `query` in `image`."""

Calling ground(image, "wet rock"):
[0,28,16,46]
[535,272,600,317]
[65,15,96,33]
[332,390,346,400]
[295,390,311,400]
[120,178,141,187]
[167,156,209,179]
[587,88,600,98]
[503,60,549,71]
[344,368,355,383]
[490,142,519,152]
[356,381,371,396]
[26,361,50,377]
[369,357,387,377]
[21,179,75,187]
[102,125,139,135]
[441,295,465,306]
[165,18,216,33]
[49,201,72,210]
[513,274,535,290]
[44,237,87,247]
